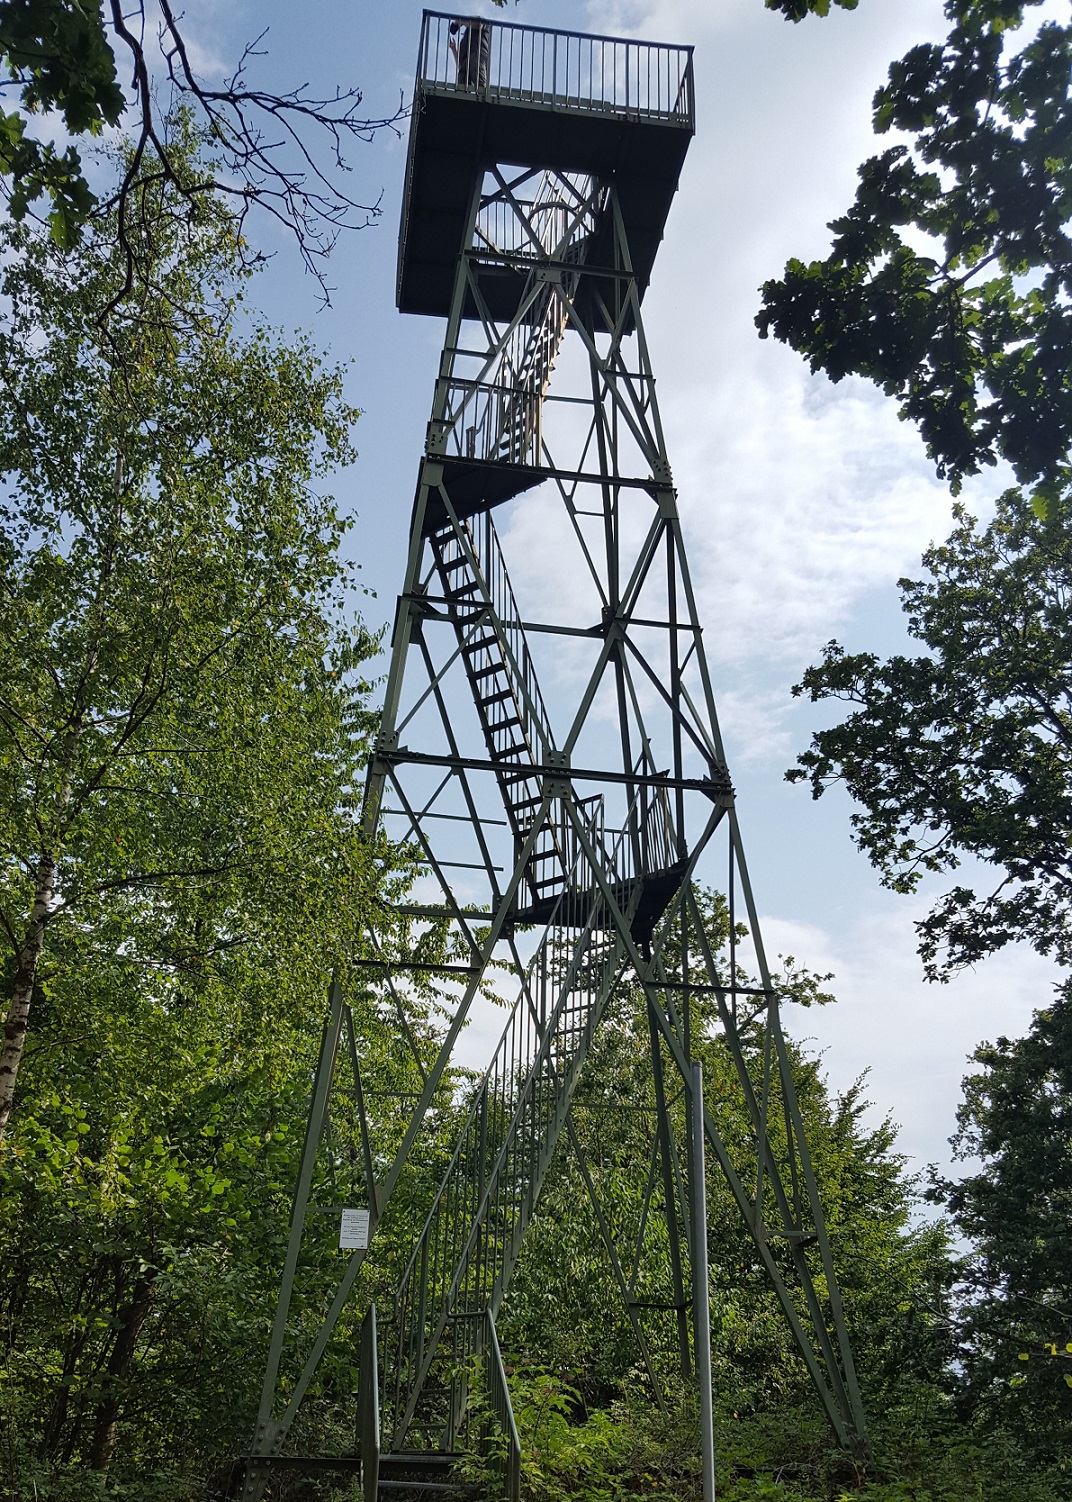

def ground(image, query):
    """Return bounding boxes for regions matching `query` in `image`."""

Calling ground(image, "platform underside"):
[418,457,545,530]
[398,85,693,327]
[513,863,689,947]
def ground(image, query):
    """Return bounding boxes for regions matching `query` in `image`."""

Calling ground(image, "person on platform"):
[448,19,491,89]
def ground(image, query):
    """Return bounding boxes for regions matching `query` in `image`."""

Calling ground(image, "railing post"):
[485,1311,521,1502]
[359,1305,380,1502]
[691,1064,716,1502]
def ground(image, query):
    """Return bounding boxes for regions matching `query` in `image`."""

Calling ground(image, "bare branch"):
[93,0,405,318]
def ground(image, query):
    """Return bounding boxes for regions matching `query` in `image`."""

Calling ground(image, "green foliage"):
[0,119,386,1131]
[459,1364,1069,1501]
[500,896,957,1488]
[0,954,312,1480]
[0,0,124,240]
[928,986,1072,1459]
[787,491,1072,976]
[766,0,860,18]
[757,2,1072,515]
[0,132,437,1487]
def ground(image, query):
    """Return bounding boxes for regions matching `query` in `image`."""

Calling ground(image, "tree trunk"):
[87,1270,156,1473]
[39,1262,103,1459]
[0,851,57,1138]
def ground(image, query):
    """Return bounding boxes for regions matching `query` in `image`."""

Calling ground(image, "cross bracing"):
[241,17,872,1498]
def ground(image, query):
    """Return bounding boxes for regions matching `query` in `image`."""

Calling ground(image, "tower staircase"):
[430,512,680,934]
[384,874,633,1453]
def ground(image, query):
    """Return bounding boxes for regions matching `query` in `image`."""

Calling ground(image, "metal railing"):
[418,11,695,126]
[484,1312,521,1502]
[444,377,543,470]
[385,892,627,1447]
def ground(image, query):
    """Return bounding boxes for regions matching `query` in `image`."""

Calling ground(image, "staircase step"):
[380,1453,460,1472]
[377,1483,472,1495]
[377,1450,475,1496]
[470,663,508,686]
[526,849,564,865]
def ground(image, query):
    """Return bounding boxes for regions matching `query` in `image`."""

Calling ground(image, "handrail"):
[423,6,695,55]
[484,1311,521,1502]
[358,1305,380,1502]
[417,10,694,127]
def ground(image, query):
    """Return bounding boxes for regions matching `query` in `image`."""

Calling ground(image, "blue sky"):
[176,0,1061,1179]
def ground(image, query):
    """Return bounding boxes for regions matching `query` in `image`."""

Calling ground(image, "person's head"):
[449,20,461,35]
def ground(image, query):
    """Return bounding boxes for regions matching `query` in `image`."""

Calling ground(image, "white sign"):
[339,1208,370,1250]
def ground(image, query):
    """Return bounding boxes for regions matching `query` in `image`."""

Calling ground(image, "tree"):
[787,491,1072,978]
[499,896,956,1495]
[767,0,860,17]
[0,129,379,1137]
[0,134,473,1489]
[0,910,463,1485]
[930,985,1072,1462]
[757,1,1072,518]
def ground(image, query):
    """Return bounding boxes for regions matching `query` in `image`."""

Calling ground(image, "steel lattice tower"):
[242,12,871,1497]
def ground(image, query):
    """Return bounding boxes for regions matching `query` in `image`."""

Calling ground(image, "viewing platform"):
[398,11,695,321]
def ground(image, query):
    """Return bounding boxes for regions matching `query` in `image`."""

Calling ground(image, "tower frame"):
[241,14,872,1495]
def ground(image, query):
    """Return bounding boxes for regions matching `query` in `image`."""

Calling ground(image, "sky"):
[174,0,1062,1184]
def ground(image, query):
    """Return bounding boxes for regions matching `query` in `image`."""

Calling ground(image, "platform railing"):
[417,11,695,126]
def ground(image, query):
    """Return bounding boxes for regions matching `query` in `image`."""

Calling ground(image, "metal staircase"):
[385,889,632,1451]
[489,177,582,466]
[443,171,593,474]
[358,1306,517,1502]
[430,512,568,914]
[430,512,680,931]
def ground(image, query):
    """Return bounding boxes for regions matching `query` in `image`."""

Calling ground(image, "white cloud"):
[767,900,1060,1178]
[673,359,954,668]
[150,0,236,81]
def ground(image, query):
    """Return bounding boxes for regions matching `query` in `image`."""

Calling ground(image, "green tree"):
[930,986,1072,1465]
[0,0,399,296]
[500,898,956,1494]
[0,134,484,1493]
[767,0,860,16]
[787,492,1072,978]
[0,133,375,1137]
[0,0,124,243]
[757,1,1072,518]
[0,928,462,1488]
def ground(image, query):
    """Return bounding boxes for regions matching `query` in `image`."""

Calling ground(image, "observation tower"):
[241,13,871,1498]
